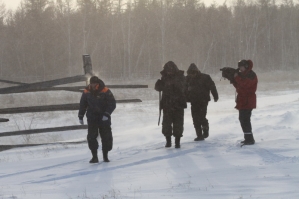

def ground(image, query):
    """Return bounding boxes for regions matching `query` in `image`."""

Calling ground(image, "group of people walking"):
[154,60,257,149]
[78,59,258,163]
[154,61,219,148]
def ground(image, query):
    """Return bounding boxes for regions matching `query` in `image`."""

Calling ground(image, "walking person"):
[233,60,258,145]
[78,76,116,163]
[185,63,218,141]
[155,61,187,148]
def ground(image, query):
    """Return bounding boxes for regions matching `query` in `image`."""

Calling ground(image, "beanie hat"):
[238,60,248,68]
[89,76,99,84]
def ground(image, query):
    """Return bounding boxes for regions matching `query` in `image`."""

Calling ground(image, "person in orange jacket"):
[78,76,116,163]
[233,60,258,145]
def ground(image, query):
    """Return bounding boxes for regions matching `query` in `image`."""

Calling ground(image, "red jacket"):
[233,60,258,110]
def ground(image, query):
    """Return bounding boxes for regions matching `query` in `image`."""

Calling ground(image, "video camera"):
[220,67,239,84]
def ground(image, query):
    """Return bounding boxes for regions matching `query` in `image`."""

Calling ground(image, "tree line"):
[0,0,298,82]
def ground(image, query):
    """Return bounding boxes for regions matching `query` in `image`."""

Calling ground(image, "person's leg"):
[191,105,204,141]
[87,121,99,163]
[162,110,173,147]
[239,109,255,144]
[200,102,209,138]
[99,125,113,162]
[173,109,184,148]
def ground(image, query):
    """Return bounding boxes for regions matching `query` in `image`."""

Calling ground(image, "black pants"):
[239,109,255,140]
[162,108,184,137]
[87,121,113,152]
[191,102,209,129]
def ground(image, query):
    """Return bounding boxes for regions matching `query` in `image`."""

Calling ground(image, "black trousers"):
[239,109,252,133]
[87,121,113,152]
[162,108,184,137]
[239,109,255,141]
[191,102,209,129]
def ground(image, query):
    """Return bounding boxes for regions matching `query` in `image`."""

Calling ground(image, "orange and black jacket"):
[78,80,116,124]
[233,60,258,110]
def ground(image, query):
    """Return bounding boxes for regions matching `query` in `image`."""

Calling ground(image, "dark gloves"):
[154,79,164,91]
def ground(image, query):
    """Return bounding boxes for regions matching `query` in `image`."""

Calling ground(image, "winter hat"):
[89,76,99,84]
[187,63,199,75]
[163,61,179,72]
[238,60,248,68]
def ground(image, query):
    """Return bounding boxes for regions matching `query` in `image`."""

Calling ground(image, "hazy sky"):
[2,0,21,10]
[2,0,228,11]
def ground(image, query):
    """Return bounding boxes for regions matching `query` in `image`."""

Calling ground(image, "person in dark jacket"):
[78,76,116,163]
[155,61,187,148]
[186,63,218,141]
[233,59,257,145]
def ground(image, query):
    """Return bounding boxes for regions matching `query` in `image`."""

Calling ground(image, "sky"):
[1,0,21,10]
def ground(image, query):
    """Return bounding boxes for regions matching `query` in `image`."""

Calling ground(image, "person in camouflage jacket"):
[155,61,187,148]
[185,63,218,141]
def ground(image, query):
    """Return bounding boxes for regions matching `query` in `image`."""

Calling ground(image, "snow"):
[0,78,299,199]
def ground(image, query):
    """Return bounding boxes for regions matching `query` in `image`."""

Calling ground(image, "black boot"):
[175,137,181,148]
[103,150,110,162]
[89,150,99,163]
[194,127,204,141]
[202,124,209,139]
[241,133,255,145]
[165,136,172,148]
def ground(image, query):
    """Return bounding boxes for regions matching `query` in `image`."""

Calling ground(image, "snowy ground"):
[0,75,299,199]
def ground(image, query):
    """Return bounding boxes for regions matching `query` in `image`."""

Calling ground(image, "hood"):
[161,61,179,73]
[187,63,200,75]
[247,60,253,71]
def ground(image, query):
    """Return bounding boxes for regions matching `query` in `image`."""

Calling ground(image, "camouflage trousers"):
[162,108,184,137]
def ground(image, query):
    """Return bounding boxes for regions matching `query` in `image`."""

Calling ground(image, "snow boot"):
[194,127,204,141]
[202,124,209,138]
[165,136,172,148]
[241,133,255,145]
[89,150,99,163]
[103,150,110,162]
[175,137,181,148]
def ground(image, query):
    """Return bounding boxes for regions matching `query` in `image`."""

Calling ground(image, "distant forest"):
[0,0,299,82]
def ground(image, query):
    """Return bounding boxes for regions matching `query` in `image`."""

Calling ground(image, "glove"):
[102,116,108,121]
[79,119,84,125]
[154,79,164,92]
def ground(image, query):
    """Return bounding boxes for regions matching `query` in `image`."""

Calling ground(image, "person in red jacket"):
[233,60,257,145]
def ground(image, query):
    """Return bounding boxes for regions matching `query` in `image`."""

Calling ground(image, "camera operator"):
[233,60,258,145]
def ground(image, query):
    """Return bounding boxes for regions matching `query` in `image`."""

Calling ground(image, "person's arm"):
[103,89,116,118]
[207,75,218,101]
[154,79,164,92]
[234,72,257,92]
[78,92,88,123]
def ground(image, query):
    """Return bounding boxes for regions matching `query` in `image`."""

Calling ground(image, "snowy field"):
[0,72,299,199]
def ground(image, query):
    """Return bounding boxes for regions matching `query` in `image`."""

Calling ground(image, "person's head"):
[163,61,178,76]
[238,60,248,72]
[89,76,99,84]
[187,63,199,77]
